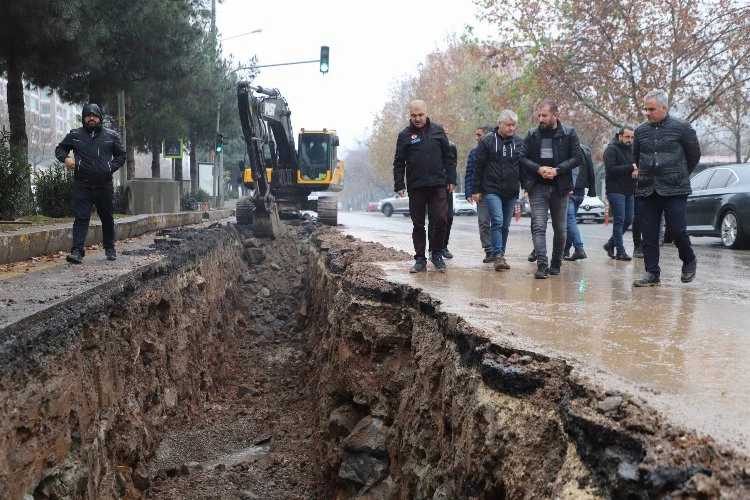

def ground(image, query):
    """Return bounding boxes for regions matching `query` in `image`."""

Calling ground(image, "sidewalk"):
[0,209,233,265]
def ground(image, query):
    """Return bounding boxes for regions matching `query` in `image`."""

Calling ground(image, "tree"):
[478,0,750,134]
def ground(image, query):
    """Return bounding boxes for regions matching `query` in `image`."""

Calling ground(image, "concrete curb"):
[0,210,234,265]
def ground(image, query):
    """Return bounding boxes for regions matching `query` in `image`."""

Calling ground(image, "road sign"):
[163,139,184,159]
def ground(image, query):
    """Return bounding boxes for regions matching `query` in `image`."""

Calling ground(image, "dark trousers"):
[72,182,115,254]
[632,199,642,248]
[409,186,448,260]
[428,189,453,250]
[638,193,695,277]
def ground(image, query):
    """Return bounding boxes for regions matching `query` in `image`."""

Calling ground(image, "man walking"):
[55,103,126,264]
[393,100,456,273]
[428,133,458,259]
[464,126,493,263]
[472,111,523,271]
[632,89,701,286]
[520,100,580,279]
[563,144,597,261]
[603,126,637,261]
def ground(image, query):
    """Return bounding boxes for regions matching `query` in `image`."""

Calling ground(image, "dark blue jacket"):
[393,118,456,192]
[464,148,477,198]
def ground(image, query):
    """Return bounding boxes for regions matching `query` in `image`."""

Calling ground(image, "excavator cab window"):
[299,134,330,180]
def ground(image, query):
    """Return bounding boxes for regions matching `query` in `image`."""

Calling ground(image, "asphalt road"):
[338,210,750,456]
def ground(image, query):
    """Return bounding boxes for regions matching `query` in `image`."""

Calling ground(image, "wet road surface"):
[339,211,750,455]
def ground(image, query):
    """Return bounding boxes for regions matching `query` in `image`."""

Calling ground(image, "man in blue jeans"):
[632,89,700,287]
[603,126,636,260]
[520,101,581,279]
[393,100,456,273]
[563,144,597,261]
[472,110,523,271]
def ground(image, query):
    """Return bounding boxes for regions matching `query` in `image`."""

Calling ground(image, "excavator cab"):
[297,129,344,192]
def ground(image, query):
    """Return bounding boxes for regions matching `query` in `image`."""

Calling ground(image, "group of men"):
[392,89,700,286]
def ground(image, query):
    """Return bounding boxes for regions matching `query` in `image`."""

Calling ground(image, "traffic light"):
[319,46,329,74]
[215,133,225,153]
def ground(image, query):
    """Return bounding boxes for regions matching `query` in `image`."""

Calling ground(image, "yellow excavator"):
[236,83,344,237]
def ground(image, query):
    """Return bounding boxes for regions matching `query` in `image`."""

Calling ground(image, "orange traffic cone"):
[515,202,521,221]
[604,204,610,226]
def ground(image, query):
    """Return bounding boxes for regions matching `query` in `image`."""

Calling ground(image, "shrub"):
[113,185,128,214]
[0,131,33,219]
[189,188,211,202]
[35,163,74,217]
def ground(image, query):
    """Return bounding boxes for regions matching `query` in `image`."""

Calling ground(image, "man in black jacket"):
[603,126,636,260]
[472,110,523,271]
[520,100,581,279]
[632,89,701,286]
[55,104,126,264]
[393,100,456,273]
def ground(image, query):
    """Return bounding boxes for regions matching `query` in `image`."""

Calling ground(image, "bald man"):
[393,100,457,273]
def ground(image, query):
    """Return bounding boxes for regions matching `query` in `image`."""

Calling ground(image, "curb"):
[0,210,234,265]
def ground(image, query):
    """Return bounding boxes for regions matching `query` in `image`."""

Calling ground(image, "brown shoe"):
[494,254,510,271]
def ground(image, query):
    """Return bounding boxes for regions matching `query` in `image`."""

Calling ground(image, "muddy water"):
[339,211,750,454]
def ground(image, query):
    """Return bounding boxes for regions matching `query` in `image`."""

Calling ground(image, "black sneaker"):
[534,262,550,279]
[105,248,117,261]
[527,249,537,262]
[616,252,632,261]
[442,248,454,259]
[603,242,615,259]
[430,253,446,273]
[633,246,644,258]
[567,249,587,261]
[633,272,660,287]
[681,259,697,283]
[549,260,561,275]
[66,250,84,264]
[482,250,494,263]
[410,258,427,273]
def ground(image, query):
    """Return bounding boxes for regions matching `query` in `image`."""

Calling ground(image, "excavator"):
[236,83,344,237]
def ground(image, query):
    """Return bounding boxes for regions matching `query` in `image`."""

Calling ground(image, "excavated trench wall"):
[1,223,748,499]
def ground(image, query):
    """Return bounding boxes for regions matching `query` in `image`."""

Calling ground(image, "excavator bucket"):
[252,197,281,238]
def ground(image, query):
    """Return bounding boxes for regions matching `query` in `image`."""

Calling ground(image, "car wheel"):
[402,213,410,217]
[720,210,746,248]
[382,204,393,217]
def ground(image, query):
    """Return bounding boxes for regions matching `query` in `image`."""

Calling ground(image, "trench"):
[1,221,749,499]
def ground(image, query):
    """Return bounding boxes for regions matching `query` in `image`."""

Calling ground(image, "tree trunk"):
[126,94,136,179]
[189,140,198,192]
[175,157,183,197]
[6,51,28,161]
[151,145,160,178]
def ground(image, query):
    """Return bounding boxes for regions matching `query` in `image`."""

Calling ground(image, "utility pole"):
[213,102,220,209]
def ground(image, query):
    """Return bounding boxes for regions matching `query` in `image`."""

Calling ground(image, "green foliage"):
[34,163,74,217]
[224,188,239,200]
[189,188,211,203]
[113,185,128,214]
[0,131,33,219]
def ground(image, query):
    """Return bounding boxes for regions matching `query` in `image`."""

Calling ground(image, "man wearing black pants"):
[56,104,126,264]
[428,138,458,259]
[632,89,701,286]
[393,100,456,273]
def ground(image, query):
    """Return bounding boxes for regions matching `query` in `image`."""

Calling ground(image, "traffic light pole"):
[213,102,220,209]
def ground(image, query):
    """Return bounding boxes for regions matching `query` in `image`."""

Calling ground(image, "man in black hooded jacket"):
[55,103,126,264]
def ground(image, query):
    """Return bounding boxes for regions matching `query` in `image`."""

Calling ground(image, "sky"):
[216,0,494,153]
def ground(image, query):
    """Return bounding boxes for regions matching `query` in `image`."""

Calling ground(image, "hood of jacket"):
[82,103,103,131]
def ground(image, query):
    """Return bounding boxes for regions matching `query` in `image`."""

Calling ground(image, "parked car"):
[453,192,477,215]
[377,192,410,217]
[687,163,750,248]
[576,195,606,223]
[519,197,531,217]
[367,201,379,212]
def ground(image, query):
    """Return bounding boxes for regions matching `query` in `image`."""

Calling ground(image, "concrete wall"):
[127,179,180,215]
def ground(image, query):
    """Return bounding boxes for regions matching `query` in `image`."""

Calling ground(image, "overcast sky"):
[216,0,493,152]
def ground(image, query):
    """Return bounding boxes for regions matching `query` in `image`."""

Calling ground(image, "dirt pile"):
[2,220,750,499]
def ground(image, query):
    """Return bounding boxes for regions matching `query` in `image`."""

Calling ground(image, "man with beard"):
[393,100,456,273]
[56,104,126,264]
[520,100,581,279]
[603,126,637,261]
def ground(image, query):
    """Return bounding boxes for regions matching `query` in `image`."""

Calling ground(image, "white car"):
[453,192,477,215]
[576,195,606,223]
[377,193,410,217]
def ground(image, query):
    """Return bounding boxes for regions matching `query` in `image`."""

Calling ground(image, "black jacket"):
[473,128,523,199]
[393,118,456,192]
[633,114,701,197]
[55,126,126,185]
[603,135,636,195]
[519,120,580,194]
[574,144,597,197]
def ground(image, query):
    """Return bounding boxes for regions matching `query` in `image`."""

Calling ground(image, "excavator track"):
[316,196,338,226]
[235,196,254,226]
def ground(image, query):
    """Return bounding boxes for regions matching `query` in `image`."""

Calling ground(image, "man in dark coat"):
[603,126,637,260]
[520,100,581,279]
[55,103,126,264]
[472,110,523,271]
[632,89,701,286]
[563,144,597,261]
[393,100,457,273]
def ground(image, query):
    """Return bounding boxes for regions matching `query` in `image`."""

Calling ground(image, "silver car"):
[377,193,410,217]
